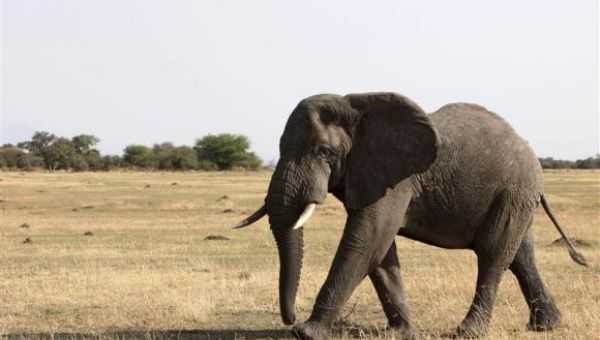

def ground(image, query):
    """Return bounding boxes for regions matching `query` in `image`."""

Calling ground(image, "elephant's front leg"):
[293,185,412,340]
[369,241,416,339]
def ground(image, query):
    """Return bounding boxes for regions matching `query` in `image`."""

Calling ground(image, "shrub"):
[197,159,218,171]
[194,134,262,170]
[123,145,156,169]
[0,146,26,168]
[101,155,123,171]
[15,154,44,170]
[71,155,89,172]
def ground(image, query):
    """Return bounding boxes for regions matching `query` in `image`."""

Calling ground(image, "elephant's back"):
[402,103,542,248]
[415,103,542,229]
[429,102,542,192]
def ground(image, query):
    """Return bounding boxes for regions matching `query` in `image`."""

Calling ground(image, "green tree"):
[123,145,155,169]
[194,134,262,170]
[236,151,262,170]
[152,142,175,170]
[538,157,575,169]
[197,159,218,170]
[17,131,57,169]
[101,155,123,171]
[0,146,26,168]
[17,131,56,155]
[152,142,175,154]
[72,134,100,155]
[71,155,89,172]
[167,146,198,170]
[83,150,104,171]
[45,138,77,170]
[575,155,600,169]
[15,153,44,170]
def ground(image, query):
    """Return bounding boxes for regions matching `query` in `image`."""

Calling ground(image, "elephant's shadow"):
[4,326,453,339]
[3,329,293,340]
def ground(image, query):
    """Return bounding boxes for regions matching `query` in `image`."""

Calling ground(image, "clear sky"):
[1,0,598,162]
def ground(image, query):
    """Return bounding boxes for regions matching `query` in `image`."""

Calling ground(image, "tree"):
[123,145,155,168]
[72,134,100,155]
[152,142,175,154]
[194,134,262,170]
[15,153,44,170]
[45,138,77,170]
[575,155,600,169]
[101,155,123,171]
[0,146,26,168]
[17,131,56,155]
[236,151,262,170]
[538,157,575,169]
[158,146,198,170]
[70,155,89,171]
[152,142,176,170]
[18,131,58,169]
[197,159,218,170]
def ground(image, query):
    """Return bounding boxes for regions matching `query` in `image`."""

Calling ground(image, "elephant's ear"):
[344,92,439,209]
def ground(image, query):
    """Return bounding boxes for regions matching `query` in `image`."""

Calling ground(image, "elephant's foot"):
[527,304,561,331]
[449,318,489,339]
[292,321,330,340]
[387,324,419,340]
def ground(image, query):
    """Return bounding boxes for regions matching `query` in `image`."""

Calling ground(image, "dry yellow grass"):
[0,170,598,339]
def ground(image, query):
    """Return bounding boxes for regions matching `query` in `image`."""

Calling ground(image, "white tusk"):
[232,204,267,229]
[292,203,317,230]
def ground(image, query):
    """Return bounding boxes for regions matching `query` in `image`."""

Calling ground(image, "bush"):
[15,154,44,170]
[161,146,198,170]
[197,159,218,171]
[85,151,105,171]
[575,155,600,169]
[236,152,262,170]
[0,146,26,168]
[45,138,76,170]
[101,155,123,171]
[72,134,100,154]
[123,145,156,169]
[71,155,89,172]
[194,134,262,170]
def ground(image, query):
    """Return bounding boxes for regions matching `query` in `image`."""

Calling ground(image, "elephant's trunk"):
[265,161,307,325]
[272,225,304,325]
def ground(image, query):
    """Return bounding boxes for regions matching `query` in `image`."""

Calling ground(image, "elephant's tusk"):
[232,204,267,229]
[292,203,317,230]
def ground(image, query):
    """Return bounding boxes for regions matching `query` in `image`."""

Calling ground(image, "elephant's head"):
[234,92,439,325]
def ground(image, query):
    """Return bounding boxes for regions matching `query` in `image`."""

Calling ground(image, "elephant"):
[234,92,587,339]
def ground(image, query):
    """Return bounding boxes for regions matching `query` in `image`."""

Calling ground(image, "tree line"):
[538,156,600,170]
[1,131,598,171]
[0,131,262,171]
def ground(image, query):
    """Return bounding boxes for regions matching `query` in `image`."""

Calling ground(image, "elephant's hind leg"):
[509,229,561,331]
[369,241,416,339]
[455,192,533,338]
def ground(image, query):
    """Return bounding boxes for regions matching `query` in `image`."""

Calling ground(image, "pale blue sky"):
[1,0,598,162]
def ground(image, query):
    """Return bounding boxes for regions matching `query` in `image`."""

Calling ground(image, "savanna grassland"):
[0,170,598,339]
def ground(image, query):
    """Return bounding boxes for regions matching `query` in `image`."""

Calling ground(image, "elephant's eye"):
[318,146,334,158]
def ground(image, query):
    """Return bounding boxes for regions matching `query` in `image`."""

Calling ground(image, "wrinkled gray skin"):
[251,93,585,339]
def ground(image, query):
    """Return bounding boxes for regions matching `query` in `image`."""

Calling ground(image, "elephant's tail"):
[540,194,587,267]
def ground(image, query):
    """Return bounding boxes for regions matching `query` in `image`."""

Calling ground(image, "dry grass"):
[0,170,598,339]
